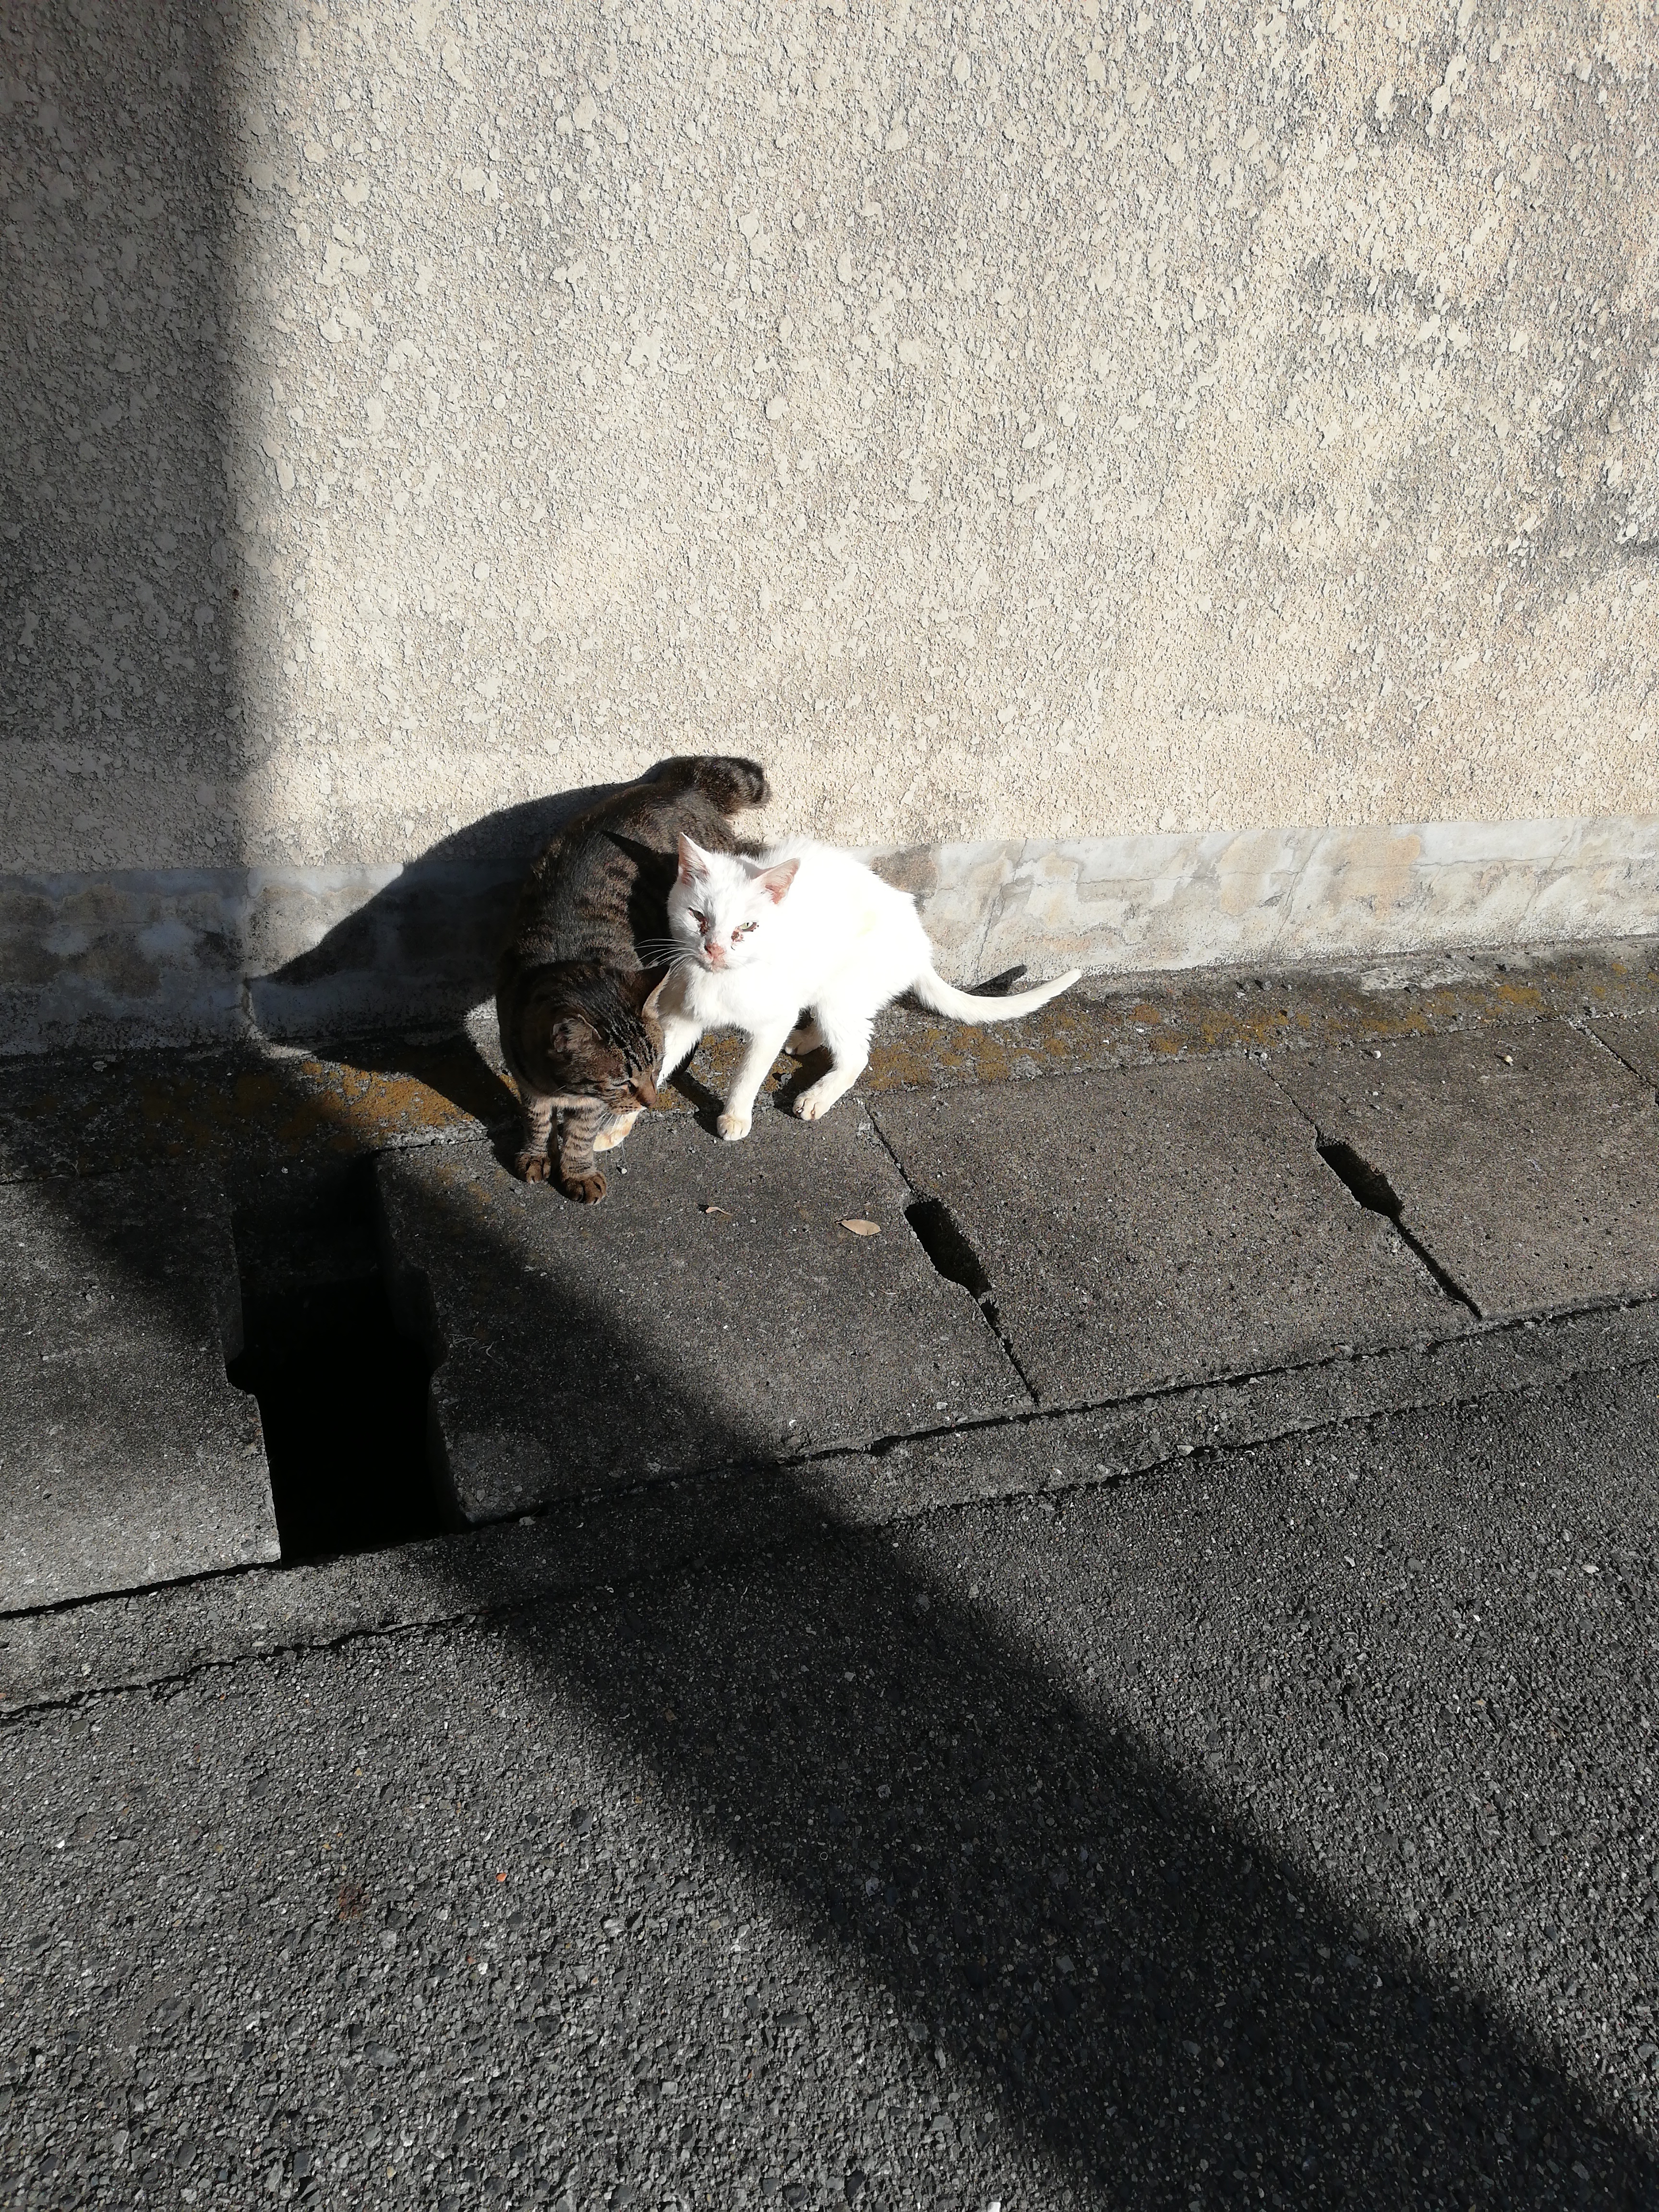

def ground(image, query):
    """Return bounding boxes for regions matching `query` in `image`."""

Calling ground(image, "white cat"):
[650,835,1082,1141]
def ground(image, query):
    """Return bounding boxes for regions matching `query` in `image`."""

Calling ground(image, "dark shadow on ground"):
[20,1067,1659,2210]
[529,1518,1650,2210]
[227,1272,449,1561]
[375,1155,1659,2208]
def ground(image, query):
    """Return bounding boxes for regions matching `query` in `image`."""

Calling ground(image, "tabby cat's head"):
[527,970,667,1109]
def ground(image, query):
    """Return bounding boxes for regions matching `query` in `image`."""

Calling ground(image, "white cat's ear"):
[677,834,712,885]
[756,858,801,905]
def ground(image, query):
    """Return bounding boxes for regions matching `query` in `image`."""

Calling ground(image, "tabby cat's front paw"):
[557,1169,608,1203]
[515,1151,552,1182]
[716,1109,752,1143]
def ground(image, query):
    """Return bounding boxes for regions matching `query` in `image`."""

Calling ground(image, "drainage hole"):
[228,1277,444,1563]
[904,1197,993,1303]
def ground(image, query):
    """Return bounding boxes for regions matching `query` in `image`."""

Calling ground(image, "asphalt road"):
[3,1363,1657,2212]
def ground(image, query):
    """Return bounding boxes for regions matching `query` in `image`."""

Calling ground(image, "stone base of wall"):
[4,814,1656,1057]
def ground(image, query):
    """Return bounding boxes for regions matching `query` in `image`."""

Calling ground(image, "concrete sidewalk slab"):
[376,1110,1024,1522]
[871,1060,1455,1407]
[1274,1022,1659,1319]
[0,1173,276,1614]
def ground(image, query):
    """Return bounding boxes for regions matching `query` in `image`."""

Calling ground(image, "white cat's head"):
[668,837,800,973]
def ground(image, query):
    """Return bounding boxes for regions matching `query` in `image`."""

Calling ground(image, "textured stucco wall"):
[5,811,1657,1055]
[2,0,1657,1044]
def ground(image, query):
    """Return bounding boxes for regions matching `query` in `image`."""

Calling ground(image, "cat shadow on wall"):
[246,781,621,1127]
[243,772,1030,1139]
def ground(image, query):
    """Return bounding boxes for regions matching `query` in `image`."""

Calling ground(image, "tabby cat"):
[495,754,769,1201]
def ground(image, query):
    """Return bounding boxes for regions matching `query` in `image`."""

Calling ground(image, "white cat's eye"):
[691,910,709,929]
[733,921,758,939]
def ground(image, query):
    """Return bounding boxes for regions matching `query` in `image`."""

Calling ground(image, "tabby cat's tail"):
[647,754,770,815]
[912,964,1082,1023]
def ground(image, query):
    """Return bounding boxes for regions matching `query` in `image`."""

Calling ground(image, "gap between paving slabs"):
[1587,1009,1659,1093]
[228,1258,446,1563]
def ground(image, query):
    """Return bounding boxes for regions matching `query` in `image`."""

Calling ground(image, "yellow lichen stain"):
[271,1068,477,1152]
[1192,1006,1287,1052]
[14,950,1652,1186]
[863,1036,936,1090]
[1356,1011,1432,1041]
[115,1056,483,1169]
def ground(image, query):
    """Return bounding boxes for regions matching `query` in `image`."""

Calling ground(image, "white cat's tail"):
[911,963,1082,1023]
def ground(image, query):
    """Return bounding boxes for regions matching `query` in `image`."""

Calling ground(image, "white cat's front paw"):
[592,1109,641,1154]
[717,1109,752,1142]
[793,1083,837,1124]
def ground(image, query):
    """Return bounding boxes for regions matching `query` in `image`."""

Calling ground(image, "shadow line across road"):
[369,1158,1659,2207]
[6,1056,1659,2210]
